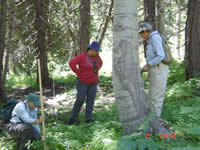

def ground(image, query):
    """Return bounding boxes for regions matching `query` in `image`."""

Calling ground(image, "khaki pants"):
[148,62,169,117]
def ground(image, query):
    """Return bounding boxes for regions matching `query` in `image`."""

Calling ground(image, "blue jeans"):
[71,79,97,121]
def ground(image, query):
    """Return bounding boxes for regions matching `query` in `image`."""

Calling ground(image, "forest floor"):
[0,62,200,150]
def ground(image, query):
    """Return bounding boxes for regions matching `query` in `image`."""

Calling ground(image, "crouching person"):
[7,93,44,150]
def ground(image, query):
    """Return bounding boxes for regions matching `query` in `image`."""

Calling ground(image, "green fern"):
[117,135,137,150]
[171,146,200,150]
[117,134,159,150]
[187,126,200,141]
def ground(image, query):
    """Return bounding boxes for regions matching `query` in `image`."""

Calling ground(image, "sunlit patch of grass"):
[6,73,38,90]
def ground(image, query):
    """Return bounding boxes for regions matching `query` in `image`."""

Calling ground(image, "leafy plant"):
[167,61,185,86]
[117,133,159,150]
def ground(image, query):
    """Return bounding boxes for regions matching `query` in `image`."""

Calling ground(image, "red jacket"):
[69,52,103,84]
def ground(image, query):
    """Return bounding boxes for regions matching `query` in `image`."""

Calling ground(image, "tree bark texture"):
[185,0,200,80]
[1,0,15,101]
[157,0,165,35]
[113,0,169,135]
[144,0,156,29]
[34,0,52,87]
[0,0,7,101]
[98,0,113,46]
[79,0,90,53]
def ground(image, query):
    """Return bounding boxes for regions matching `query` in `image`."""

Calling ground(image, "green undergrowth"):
[1,61,200,149]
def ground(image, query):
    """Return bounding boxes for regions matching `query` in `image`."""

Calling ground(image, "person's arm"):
[15,103,43,124]
[32,115,44,124]
[148,35,165,67]
[69,54,82,74]
[98,56,103,70]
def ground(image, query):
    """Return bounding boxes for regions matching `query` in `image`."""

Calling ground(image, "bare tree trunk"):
[98,0,113,45]
[185,0,200,80]
[34,0,52,87]
[113,0,169,135]
[177,1,182,60]
[144,0,156,29]
[0,0,7,101]
[2,0,15,94]
[64,0,79,57]
[143,0,156,58]
[157,0,165,35]
[79,0,90,53]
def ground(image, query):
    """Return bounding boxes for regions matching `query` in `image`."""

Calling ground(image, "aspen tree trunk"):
[113,0,169,135]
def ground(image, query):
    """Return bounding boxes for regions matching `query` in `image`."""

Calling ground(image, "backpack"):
[0,98,20,123]
[159,34,173,65]
[149,33,173,65]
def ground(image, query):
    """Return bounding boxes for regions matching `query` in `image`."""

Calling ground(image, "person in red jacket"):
[68,41,103,124]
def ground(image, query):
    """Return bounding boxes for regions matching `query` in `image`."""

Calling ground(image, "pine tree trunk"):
[185,0,200,80]
[0,0,7,102]
[34,0,52,87]
[79,0,90,53]
[144,0,156,29]
[113,0,169,135]
[143,0,156,58]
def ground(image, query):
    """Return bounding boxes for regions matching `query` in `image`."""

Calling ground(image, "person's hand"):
[32,115,45,124]
[76,70,80,76]
[37,115,44,123]
[40,115,45,121]
[142,64,150,73]
[41,136,45,141]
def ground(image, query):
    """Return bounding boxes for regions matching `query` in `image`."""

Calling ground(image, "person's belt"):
[10,121,22,124]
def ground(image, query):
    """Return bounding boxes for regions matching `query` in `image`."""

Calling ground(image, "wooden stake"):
[38,59,47,150]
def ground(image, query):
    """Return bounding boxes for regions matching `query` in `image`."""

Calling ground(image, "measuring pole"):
[38,59,47,150]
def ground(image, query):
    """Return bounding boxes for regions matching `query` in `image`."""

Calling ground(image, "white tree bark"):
[113,0,169,135]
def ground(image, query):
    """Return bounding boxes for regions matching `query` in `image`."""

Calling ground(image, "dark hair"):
[87,48,90,51]
[146,30,151,32]
[140,30,151,34]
